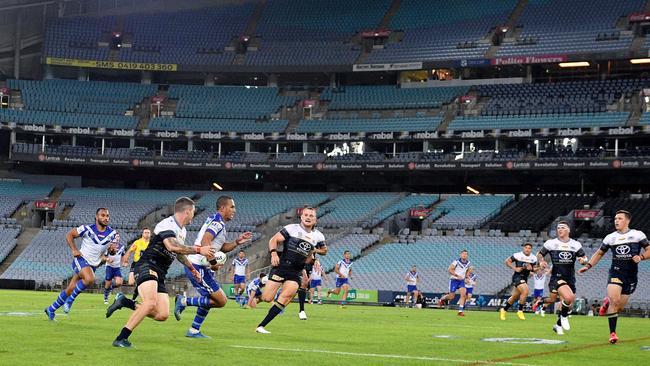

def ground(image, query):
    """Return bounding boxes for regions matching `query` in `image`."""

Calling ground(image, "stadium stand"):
[0,181,54,219]
[0,226,22,265]
[148,117,288,133]
[489,194,596,232]
[296,117,442,133]
[42,15,115,61]
[496,0,645,56]
[53,188,196,229]
[246,0,390,66]
[319,233,381,272]
[371,194,439,224]
[477,79,645,117]
[593,197,650,237]
[318,193,402,228]
[366,0,518,63]
[323,85,468,110]
[449,113,629,131]
[430,195,513,230]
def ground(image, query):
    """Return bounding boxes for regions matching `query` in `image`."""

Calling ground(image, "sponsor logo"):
[286,133,307,141]
[249,163,271,168]
[513,162,531,169]
[612,160,621,168]
[225,162,232,169]
[198,131,223,140]
[369,132,394,140]
[460,131,484,138]
[621,161,639,168]
[89,158,109,164]
[113,159,129,165]
[533,162,558,168]
[66,127,93,135]
[110,129,136,137]
[242,133,265,140]
[432,163,455,169]
[408,162,416,170]
[588,161,608,167]
[231,163,247,169]
[297,164,313,169]
[608,126,634,135]
[366,164,385,169]
[132,159,140,166]
[38,154,45,161]
[326,132,352,140]
[482,338,566,345]
[506,161,514,169]
[205,162,223,168]
[610,277,622,284]
[563,162,585,167]
[459,163,480,168]
[340,164,362,169]
[491,55,568,66]
[64,157,85,163]
[21,124,46,132]
[507,129,532,137]
[484,163,502,168]
[615,245,631,255]
[182,162,202,167]
[274,164,295,169]
[411,131,438,139]
[557,128,582,136]
[558,252,573,260]
[155,131,179,138]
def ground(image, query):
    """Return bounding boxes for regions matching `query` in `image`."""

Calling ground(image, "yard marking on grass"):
[230,345,539,366]
[458,336,650,366]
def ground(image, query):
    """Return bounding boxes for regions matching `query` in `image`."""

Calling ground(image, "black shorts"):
[133,263,167,294]
[608,271,637,295]
[548,275,576,295]
[304,263,313,278]
[511,274,529,288]
[269,267,302,284]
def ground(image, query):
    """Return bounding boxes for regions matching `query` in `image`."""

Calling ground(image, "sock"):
[116,327,132,341]
[259,302,285,327]
[560,301,570,317]
[503,302,512,311]
[556,314,562,326]
[235,294,240,303]
[104,285,112,300]
[458,305,464,312]
[298,288,307,312]
[191,307,210,331]
[47,290,69,312]
[608,313,618,333]
[518,303,524,311]
[131,287,139,301]
[66,281,87,305]
[122,297,136,310]
[186,296,211,307]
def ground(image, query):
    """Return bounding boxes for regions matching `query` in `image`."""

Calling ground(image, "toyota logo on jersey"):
[558,251,573,260]
[615,245,631,255]
[298,241,312,254]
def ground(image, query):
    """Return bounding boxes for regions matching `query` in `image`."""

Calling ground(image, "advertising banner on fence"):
[491,55,568,66]
[45,57,178,72]
[321,288,378,303]
[353,62,423,72]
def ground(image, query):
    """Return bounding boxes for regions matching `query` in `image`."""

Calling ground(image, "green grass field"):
[1,290,648,366]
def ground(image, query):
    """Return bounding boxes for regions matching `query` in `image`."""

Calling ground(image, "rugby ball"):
[200,251,228,266]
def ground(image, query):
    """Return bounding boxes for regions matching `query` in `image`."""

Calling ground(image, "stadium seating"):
[43,15,115,60]
[318,193,401,228]
[55,188,196,229]
[247,0,390,66]
[0,226,22,265]
[0,181,54,218]
[336,237,525,293]
[431,195,513,230]
[496,0,644,56]
[190,191,330,231]
[593,197,650,237]
[319,233,381,272]
[477,79,644,117]
[371,194,440,224]
[148,117,288,133]
[448,113,629,131]
[0,109,138,129]
[489,194,596,232]
[367,0,518,63]
[168,85,298,120]
[322,85,468,110]
[297,117,442,133]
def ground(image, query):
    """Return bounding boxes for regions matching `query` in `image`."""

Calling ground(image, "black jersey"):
[510,251,537,281]
[600,229,649,277]
[539,238,585,281]
[278,224,325,272]
[137,215,187,277]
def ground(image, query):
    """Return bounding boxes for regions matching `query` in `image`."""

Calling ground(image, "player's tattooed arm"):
[163,237,214,257]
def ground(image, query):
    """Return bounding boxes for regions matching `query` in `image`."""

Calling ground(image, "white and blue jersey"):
[310,267,323,288]
[104,241,125,281]
[335,259,353,288]
[406,271,418,292]
[466,272,477,294]
[186,213,227,295]
[233,257,249,284]
[533,272,546,297]
[246,278,264,297]
[188,213,227,266]
[73,223,118,273]
[449,258,471,292]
